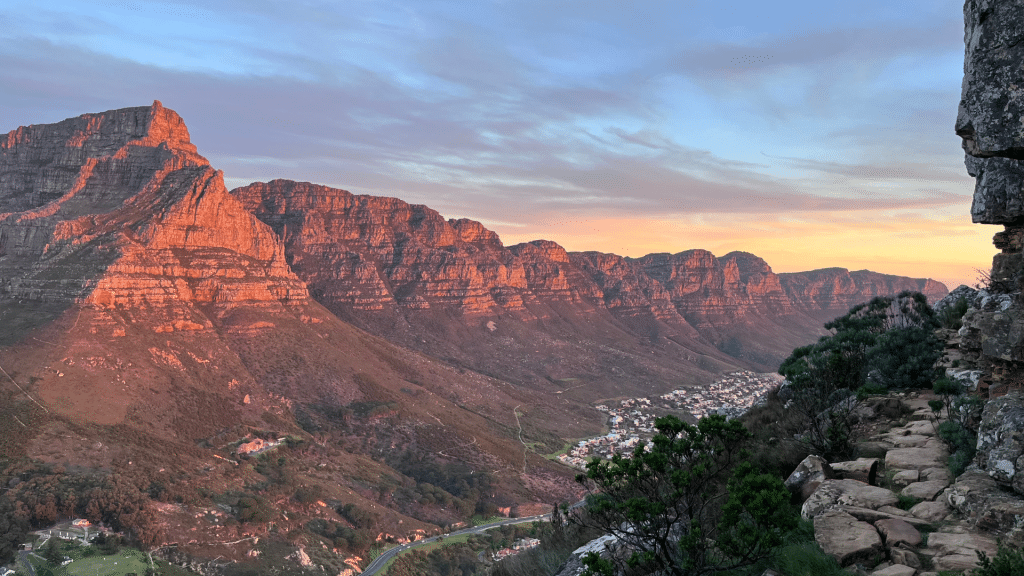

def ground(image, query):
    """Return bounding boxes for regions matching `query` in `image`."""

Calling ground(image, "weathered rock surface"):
[926,531,998,573]
[956,0,1024,381]
[884,446,949,472]
[802,479,898,519]
[785,455,834,504]
[901,480,949,501]
[874,518,921,548]
[945,469,1024,544]
[813,509,883,567]
[871,564,915,576]
[0,102,307,312]
[831,458,879,485]
[976,391,1024,494]
[909,500,950,523]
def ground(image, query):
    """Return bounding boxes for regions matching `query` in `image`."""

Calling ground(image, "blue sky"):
[0,0,991,288]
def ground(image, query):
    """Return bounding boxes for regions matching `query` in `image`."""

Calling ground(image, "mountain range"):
[0,102,946,564]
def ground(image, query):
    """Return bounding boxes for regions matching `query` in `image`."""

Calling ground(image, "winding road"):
[358,513,551,576]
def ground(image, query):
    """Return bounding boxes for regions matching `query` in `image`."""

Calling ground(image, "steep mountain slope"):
[0,104,581,564]
[232,180,947,376]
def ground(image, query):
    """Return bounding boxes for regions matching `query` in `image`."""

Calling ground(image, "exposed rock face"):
[813,509,883,567]
[0,102,306,313]
[976,391,1024,495]
[233,179,946,382]
[956,0,1024,386]
[777,268,948,317]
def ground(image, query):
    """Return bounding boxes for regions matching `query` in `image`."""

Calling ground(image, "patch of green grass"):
[32,547,151,576]
[769,542,853,576]
[897,494,923,511]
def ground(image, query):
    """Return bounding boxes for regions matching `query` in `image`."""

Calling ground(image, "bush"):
[938,297,971,330]
[575,415,797,576]
[976,543,1024,576]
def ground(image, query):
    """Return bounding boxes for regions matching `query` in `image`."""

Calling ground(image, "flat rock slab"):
[934,553,984,572]
[885,446,948,472]
[909,500,950,522]
[904,421,936,436]
[814,510,883,567]
[871,564,916,576]
[926,531,998,558]
[875,518,921,547]
[802,479,898,519]
[888,434,931,448]
[921,467,951,484]
[891,470,919,487]
[841,506,933,528]
[901,480,949,501]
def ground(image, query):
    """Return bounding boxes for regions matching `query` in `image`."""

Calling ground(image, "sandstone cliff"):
[0,106,582,543]
[232,179,946,379]
[0,101,307,316]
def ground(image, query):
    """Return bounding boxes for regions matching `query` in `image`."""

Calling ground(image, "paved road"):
[358,514,551,576]
[17,550,37,576]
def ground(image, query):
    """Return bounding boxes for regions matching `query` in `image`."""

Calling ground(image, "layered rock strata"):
[0,102,307,314]
[233,179,946,374]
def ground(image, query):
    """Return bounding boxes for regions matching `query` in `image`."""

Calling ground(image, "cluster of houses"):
[490,538,541,561]
[557,371,782,469]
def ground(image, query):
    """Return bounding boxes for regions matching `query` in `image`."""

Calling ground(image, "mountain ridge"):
[0,102,948,568]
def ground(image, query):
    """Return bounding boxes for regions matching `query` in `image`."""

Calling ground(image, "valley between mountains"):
[0,103,946,571]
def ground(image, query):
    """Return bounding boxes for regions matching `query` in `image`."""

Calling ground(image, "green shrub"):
[856,383,887,401]
[769,542,850,576]
[896,495,923,511]
[938,297,971,330]
[975,543,1024,576]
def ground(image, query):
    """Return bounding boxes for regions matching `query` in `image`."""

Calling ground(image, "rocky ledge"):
[791,393,1024,575]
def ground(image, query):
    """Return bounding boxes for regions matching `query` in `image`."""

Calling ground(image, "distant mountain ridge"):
[0,102,947,562]
[232,178,947,373]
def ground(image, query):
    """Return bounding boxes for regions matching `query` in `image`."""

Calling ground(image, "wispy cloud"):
[0,0,989,283]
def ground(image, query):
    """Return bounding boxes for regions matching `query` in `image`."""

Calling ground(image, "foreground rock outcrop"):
[955,0,1024,391]
[796,394,1024,574]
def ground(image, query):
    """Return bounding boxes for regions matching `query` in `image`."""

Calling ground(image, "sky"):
[0,0,993,289]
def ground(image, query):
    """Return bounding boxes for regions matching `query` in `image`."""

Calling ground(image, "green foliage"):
[937,420,977,477]
[938,297,971,330]
[866,326,941,389]
[235,495,272,523]
[896,495,923,511]
[855,382,887,401]
[976,542,1024,576]
[779,292,943,459]
[337,503,377,529]
[931,378,982,477]
[576,415,797,576]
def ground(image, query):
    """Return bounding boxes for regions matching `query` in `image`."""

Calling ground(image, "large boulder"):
[831,458,879,485]
[957,0,1024,224]
[926,531,999,573]
[874,518,921,548]
[785,455,834,504]
[945,469,1024,544]
[900,480,949,501]
[884,445,948,472]
[802,479,898,519]
[813,509,883,567]
[976,391,1024,494]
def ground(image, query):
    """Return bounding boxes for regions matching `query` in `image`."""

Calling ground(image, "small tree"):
[574,415,796,576]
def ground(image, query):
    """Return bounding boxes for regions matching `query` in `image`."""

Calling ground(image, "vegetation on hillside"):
[573,415,796,576]
[778,291,942,458]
